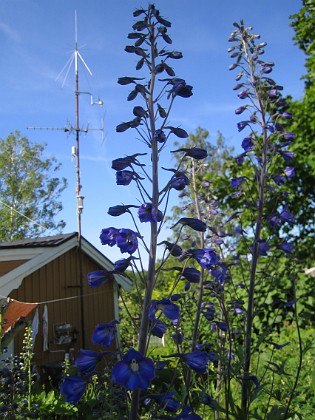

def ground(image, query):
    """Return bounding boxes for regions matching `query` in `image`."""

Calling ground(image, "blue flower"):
[116,228,138,254]
[150,298,180,321]
[282,112,292,119]
[277,242,294,254]
[75,349,104,375]
[60,376,88,403]
[181,351,210,373]
[216,321,228,332]
[237,89,249,99]
[230,176,246,188]
[250,239,270,256]
[268,213,281,229]
[138,203,161,222]
[283,166,295,178]
[202,303,215,321]
[111,153,146,170]
[262,66,272,74]
[151,319,167,338]
[235,106,247,115]
[87,270,112,288]
[181,267,201,283]
[145,392,181,413]
[279,150,294,162]
[171,147,207,160]
[116,170,136,186]
[100,227,118,246]
[210,264,228,284]
[114,256,135,272]
[241,137,254,152]
[283,132,295,140]
[172,217,206,232]
[273,175,286,185]
[111,348,155,390]
[280,208,294,223]
[236,153,246,164]
[237,121,248,131]
[170,171,190,190]
[92,320,118,347]
[172,331,183,344]
[191,248,220,269]
[159,240,182,257]
[169,78,193,98]
[108,204,137,216]
[153,129,167,143]
[203,393,215,406]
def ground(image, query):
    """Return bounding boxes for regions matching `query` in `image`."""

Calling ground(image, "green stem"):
[240,34,269,417]
[129,20,158,420]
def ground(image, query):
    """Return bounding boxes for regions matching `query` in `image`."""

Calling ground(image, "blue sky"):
[0,0,305,263]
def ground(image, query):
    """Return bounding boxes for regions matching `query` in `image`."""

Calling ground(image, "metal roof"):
[0,233,77,249]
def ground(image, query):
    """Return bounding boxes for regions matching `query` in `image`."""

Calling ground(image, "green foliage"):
[0,131,67,241]
[281,1,315,265]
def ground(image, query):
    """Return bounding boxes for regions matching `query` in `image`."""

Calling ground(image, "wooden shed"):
[0,232,131,371]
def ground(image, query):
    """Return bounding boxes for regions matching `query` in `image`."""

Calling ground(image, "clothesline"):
[0,288,114,306]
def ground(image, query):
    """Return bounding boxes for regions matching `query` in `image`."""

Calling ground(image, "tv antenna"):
[28,10,104,240]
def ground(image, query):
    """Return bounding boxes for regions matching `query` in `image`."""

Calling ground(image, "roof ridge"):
[0,232,78,248]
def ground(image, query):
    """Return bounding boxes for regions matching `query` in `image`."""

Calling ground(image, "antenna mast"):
[28,11,103,240]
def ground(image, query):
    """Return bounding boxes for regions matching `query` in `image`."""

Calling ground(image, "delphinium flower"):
[149,298,180,321]
[111,348,155,390]
[75,349,105,375]
[144,392,181,413]
[170,171,190,191]
[151,319,168,338]
[108,204,138,216]
[116,228,139,254]
[111,153,146,170]
[87,270,113,288]
[180,267,201,283]
[92,320,118,347]
[138,203,162,222]
[100,227,118,246]
[171,147,207,160]
[113,256,136,272]
[60,376,88,404]
[171,217,207,232]
[159,240,182,257]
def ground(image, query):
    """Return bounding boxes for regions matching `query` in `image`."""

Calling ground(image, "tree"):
[284,0,315,265]
[0,131,67,240]
[169,127,234,246]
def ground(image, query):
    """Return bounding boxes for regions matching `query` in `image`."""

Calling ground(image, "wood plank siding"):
[9,247,115,367]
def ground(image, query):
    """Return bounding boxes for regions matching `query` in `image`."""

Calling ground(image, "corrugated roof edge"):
[0,232,77,249]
